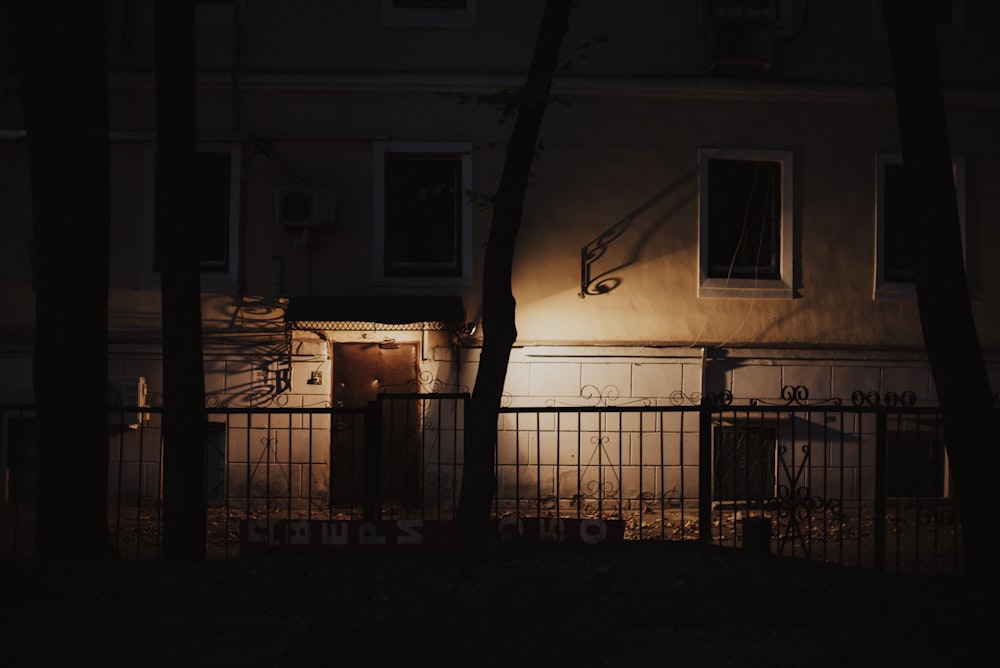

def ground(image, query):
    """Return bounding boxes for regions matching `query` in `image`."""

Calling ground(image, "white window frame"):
[142,142,243,294]
[381,0,477,28]
[373,141,473,292]
[874,152,966,300]
[698,148,794,299]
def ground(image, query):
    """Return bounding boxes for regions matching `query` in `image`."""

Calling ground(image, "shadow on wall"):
[580,168,698,297]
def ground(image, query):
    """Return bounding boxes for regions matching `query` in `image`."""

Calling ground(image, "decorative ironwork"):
[378,371,468,395]
[766,491,842,559]
[750,385,842,407]
[249,433,291,500]
[641,487,684,509]
[669,389,733,406]
[758,441,843,559]
[706,389,734,406]
[561,434,623,518]
[546,385,652,408]
[850,390,917,407]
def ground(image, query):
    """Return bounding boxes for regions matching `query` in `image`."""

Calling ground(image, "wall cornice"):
[101,70,1000,107]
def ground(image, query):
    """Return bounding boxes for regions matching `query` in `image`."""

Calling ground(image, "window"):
[142,143,242,293]
[698,148,794,298]
[382,0,476,28]
[713,425,776,502]
[373,142,473,290]
[874,153,965,300]
[887,433,947,498]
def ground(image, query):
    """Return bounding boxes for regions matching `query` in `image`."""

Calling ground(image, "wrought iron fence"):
[0,389,967,574]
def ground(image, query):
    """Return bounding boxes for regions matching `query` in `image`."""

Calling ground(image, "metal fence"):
[0,389,965,574]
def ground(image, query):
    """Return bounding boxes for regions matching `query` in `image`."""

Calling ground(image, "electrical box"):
[290,341,330,396]
[108,376,149,429]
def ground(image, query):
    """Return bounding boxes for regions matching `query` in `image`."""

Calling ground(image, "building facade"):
[1,1,998,515]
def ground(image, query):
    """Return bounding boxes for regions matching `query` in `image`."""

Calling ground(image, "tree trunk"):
[155,0,208,562]
[883,0,1000,582]
[455,0,573,556]
[11,0,115,560]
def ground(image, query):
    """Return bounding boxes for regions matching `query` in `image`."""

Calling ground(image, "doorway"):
[330,341,421,510]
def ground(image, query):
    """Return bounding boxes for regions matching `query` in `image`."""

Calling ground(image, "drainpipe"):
[303,228,312,296]
[231,2,247,298]
[698,346,712,544]
[700,346,707,398]
[0,414,8,503]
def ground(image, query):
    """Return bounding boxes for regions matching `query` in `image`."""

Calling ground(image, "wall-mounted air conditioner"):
[275,189,337,228]
[108,376,150,429]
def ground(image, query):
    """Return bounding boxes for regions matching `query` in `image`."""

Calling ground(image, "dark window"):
[154,151,232,273]
[713,425,776,502]
[887,434,945,498]
[383,153,462,278]
[882,162,915,282]
[706,159,782,280]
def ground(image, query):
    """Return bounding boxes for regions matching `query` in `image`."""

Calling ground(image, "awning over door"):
[284,295,466,331]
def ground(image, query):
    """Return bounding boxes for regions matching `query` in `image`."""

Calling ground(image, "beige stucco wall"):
[2,1,999,409]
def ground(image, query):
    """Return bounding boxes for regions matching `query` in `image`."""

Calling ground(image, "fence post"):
[699,398,712,544]
[873,409,887,572]
[363,400,382,521]
[0,409,8,504]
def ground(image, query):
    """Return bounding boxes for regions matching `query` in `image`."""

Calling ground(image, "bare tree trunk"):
[155,0,208,562]
[455,0,573,556]
[883,0,999,582]
[11,0,114,560]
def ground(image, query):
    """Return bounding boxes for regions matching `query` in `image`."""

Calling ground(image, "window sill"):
[698,277,793,299]
[874,282,916,301]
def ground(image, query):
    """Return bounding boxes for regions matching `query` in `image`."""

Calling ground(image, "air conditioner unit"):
[108,376,150,429]
[276,189,337,228]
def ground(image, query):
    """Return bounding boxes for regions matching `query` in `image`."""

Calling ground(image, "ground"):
[0,540,978,667]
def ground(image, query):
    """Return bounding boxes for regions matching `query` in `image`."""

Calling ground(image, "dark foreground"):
[0,541,978,667]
